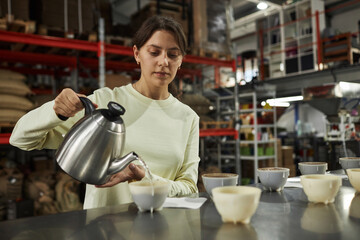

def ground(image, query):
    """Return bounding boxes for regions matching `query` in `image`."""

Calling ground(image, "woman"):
[10,16,200,209]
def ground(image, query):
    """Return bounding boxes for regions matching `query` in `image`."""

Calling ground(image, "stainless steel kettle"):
[55,97,139,185]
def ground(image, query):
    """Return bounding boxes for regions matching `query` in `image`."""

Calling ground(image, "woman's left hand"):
[95,163,145,188]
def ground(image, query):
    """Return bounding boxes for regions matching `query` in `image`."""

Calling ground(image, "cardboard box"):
[130,1,188,37]
[105,74,132,90]
[277,139,283,166]
[282,146,294,166]
[284,164,297,177]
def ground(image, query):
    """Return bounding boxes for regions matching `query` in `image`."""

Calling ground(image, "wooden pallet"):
[1,15,36,34]
[105,35,132,46]
[200,120,233,130]
[192,48,232,60]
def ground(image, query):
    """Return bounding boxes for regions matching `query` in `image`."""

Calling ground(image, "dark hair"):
[133,16,187,99]
[133,15,187,55]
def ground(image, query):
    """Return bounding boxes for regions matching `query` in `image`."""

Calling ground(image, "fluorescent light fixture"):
[257,1,268,10]
[261,95,303,107]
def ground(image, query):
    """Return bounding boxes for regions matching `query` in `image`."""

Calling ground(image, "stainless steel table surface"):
[0,180,359,240]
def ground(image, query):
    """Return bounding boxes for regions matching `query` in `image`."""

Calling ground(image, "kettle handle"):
[57,97,96,121]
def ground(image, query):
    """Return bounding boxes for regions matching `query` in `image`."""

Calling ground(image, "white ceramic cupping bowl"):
[202,173,238,197]
[339,157,360,170]
[300,174,342,204]
[257,167,290,192]
[212,186,261,224]
[129,181,170,212]
[347,168,360,192]
[298,162,328,175]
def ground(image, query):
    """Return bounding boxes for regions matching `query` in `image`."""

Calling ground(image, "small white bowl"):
[347,168,360,192]
[129,180,170,212]
[298,162,327,175]
[212,186,261,224]
[339,157,360,170]
[300,174,342,204]
[257,167,290,192]
[202,173,238,197]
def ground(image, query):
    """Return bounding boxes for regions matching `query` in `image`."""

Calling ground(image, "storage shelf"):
[225,139,276,144]
[239,109,275,114]
[240,124,276,128]
[240,155,276,160]
[298,34,312,40]
[0,30,234,77]
[239,139,277,144]
[258,0,324,79]
[200,128,238,139]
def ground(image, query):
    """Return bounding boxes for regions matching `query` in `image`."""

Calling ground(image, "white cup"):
[129,180,170,212]
[212,186,261,224]
[299,162,327,175]
[347,168,360,192]
[202,173,238,197]
[257,167,290,192]
[300,174,342,204]
[339,157,360,170]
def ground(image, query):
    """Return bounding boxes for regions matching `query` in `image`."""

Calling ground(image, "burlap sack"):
[27,170,56,188]
[0,94,34,111]
[0,69,26,81]
[0,79,32,96]
[25,179,58,216]
[0,168,24,200]
[0,109,27,124]
[55,173,82,212]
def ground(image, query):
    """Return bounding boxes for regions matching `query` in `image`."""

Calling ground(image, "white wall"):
[234,34,257,55]
[330,8,360,34]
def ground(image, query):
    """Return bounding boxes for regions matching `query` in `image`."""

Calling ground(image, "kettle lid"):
[96,102,126,132]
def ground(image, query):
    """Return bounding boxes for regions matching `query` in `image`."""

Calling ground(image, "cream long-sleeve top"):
[10,84,200,209]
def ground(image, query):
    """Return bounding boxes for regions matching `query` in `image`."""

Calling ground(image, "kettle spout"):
[107,152,139,176]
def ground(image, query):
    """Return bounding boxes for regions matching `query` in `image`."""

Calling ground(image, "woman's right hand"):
[53,88,88,118]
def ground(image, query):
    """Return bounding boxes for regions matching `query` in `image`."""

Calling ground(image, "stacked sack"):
[0,69,34,126]
[24,170,83,216]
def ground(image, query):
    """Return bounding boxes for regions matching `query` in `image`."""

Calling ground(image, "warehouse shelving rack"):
[205,86,277,184]
[0,29,236,145]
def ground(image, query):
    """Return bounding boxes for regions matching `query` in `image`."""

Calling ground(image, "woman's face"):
[133,30,183,89]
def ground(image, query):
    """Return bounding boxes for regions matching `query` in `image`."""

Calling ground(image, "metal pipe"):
[315,11,322,70]
[98,17,105,88]
[78,0,83,34]
[7,0,11,22]
[64,0,68,32]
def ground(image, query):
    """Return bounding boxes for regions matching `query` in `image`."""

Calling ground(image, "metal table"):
[0,182,359,240]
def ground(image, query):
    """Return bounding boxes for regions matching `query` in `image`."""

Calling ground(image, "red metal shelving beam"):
[0,30,234,69]
[0,49,203,77]
[0,49,78,68]
[0,30,98,52]
[0,133,11,145]
[200,128,238,139]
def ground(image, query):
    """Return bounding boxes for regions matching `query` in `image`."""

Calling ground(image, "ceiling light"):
[257,1,268,10]
[261,95,303,107]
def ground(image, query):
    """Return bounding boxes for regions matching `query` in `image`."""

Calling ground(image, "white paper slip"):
[285,177,302,188]
[326,172,348,180]
[163,197,207,209]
